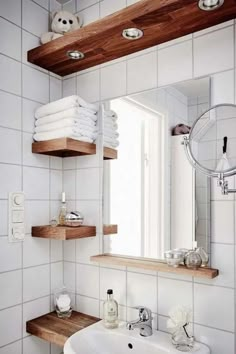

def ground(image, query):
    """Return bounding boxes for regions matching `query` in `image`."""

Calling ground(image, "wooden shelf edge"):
[90,254,219,279]
[103,224,118,235]
[26,311,100,347]
[103,147,118,160]
[27,0,236,76]
[32,138,96,157]
[32,225,96,240]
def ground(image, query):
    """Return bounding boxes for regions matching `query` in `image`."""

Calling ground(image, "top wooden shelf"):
[27,0,236,77]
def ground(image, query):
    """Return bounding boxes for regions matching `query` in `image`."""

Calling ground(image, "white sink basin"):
[64,321,210,354]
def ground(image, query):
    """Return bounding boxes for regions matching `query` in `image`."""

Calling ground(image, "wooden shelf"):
[32,225,96,240]
[91,254,219,279]
[104,147,117,160]
[32,138,96,157]
[26,311,100,347]
[103,224,118,235]
[27,0,236,76]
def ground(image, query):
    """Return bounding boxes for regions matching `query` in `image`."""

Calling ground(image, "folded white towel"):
[35,95,98,119]
[104,110,117,120]
[104,140,119,148]
[104,136,119,148]
[104,121,118,130]
[104,129,119,139]
[34,127,97,142]
[35,107,97,126]
[35,118,97,133]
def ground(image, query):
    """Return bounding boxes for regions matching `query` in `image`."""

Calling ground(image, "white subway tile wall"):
[0,1,63,353]
[0,0,235,353]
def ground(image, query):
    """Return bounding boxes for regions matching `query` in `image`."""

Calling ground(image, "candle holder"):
[54,286,73,319]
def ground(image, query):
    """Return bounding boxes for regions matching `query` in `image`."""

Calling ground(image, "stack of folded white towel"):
[33,95,98,143]
[103,109,119,148]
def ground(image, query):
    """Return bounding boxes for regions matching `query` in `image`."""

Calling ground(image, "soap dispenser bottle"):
[59,192,67,226]
[103,289,118,329]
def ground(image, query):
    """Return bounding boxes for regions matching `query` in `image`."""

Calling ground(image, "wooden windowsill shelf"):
[32,225,96,240]
[91,254,219,279]
[104,147,117,160]
[26,311,100,347]
[103,224,118,235]
[27,0,236,77]
[32,138,96,157]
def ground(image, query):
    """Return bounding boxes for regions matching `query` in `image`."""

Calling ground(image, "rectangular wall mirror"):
[103,77,211,262]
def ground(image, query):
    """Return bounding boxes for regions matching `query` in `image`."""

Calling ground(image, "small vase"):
[196,247,209,267]
[171,325,195,352]
[54,287,73,319]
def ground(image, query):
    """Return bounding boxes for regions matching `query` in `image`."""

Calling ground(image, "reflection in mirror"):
[187,104,236,175]
[103,78,210,261]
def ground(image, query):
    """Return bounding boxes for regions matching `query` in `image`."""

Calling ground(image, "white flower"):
[167,306,192,332]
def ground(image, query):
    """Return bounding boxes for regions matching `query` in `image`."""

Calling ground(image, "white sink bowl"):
[64,321,210,354]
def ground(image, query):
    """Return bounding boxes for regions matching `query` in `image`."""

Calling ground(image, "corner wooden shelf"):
[32,225,96,240]
[26,311,100,347]
[103,224,118,235]
[32,138,96,157]
[104,147,117,160]
[91,254,219,279]
[27,0,236,76]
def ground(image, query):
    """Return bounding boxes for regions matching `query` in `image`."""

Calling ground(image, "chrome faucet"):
[126,307,153,337]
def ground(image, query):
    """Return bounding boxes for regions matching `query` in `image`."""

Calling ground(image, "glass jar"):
[54,287,72,318]
[172,325,195,352]
[196,247,209,267]
[184,250,202,270]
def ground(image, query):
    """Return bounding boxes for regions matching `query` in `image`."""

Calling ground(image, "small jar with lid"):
[164,250,183,268]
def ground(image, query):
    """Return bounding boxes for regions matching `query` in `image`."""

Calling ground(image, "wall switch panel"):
[8,192,25,242]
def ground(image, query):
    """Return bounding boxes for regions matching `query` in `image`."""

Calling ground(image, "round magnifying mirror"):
[186,103,236,178]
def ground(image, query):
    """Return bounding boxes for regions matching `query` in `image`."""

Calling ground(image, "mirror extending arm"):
[218,173,236,195]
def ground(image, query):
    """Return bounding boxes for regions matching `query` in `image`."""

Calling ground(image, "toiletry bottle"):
[103,289,118,329]
[59,192,67,225]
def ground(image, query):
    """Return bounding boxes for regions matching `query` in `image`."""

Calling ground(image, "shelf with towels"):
[32,225,97,240]
[27,0,236,77]
[32,137,96,157]
[27,311,100,347]
[91,254,219,279]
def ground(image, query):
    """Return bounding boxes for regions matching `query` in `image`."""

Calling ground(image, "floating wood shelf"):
[27,311,100,347]
[103,224,118,235]
[27,0,236,76]
[104,147,118,160]
[32,138,96,157]
[32,225,96,240]
[91,254,219,279]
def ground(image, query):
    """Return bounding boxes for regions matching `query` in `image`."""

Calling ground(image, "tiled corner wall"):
[61,1,236,354]
[0,1,64,353]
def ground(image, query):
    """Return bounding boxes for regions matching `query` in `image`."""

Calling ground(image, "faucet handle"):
[134,307,152,321]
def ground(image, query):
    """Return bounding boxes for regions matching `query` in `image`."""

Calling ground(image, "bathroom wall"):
[0,1,235,354]
[62,2,236,354]
[0,1,64,353]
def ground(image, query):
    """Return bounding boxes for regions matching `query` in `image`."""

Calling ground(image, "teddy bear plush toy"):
[41,10,82,44]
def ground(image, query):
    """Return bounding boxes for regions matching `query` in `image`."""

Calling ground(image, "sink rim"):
[64,320,210,354]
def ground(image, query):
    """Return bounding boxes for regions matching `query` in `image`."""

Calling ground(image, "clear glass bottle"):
[59,192,67,226]
[196,247,209,267]
[103,289,118,329]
